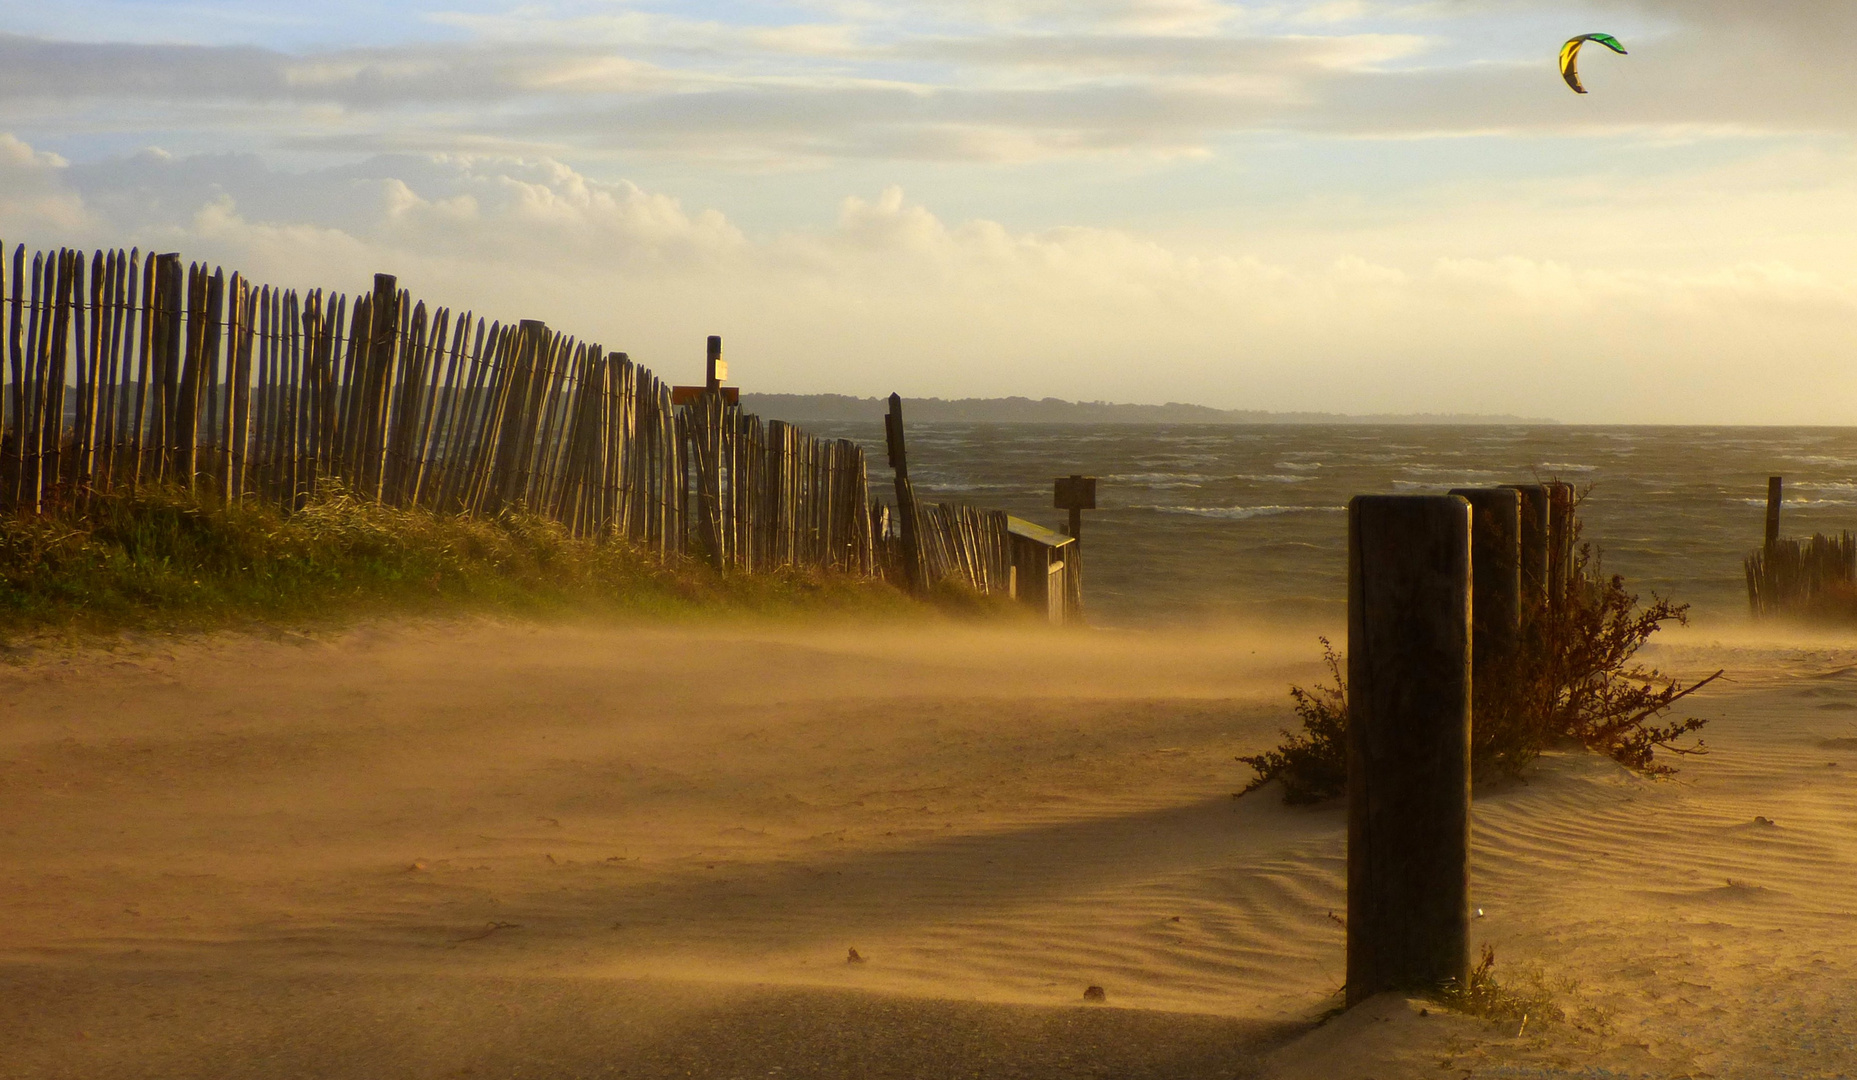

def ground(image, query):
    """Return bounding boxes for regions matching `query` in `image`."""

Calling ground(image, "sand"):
[0,616,1853,1078]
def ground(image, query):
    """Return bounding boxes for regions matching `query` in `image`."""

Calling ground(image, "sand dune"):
[1,617,1853,1077]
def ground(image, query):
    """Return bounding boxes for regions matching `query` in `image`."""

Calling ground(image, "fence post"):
[1765,476,1783,550]
[1346,494,1472,1006]
[1450,487,1521,688]
[884,393,921,593]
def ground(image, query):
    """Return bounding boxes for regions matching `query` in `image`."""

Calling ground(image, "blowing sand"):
[0,616,1853,1078]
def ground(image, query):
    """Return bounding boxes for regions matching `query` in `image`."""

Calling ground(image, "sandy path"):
[1,617,1854,1077]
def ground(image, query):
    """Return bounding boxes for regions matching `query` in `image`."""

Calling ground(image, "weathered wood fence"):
[1746,532,1856,616]
[0,244,873,574]
[1743,475,1856,617]
[680,394,875,574]
[875,391,1079,618]
[913,500,1013,594]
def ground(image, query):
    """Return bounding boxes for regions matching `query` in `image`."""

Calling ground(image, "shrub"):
[1235,638,1349,804]
[1239,495,1719,802]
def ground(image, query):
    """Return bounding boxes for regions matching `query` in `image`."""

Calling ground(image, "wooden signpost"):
[1054,474,1096,539]
[671,335,739,406]
[1054,474,1095,620]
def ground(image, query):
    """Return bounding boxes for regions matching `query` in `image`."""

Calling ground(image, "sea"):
[804,423,1857,628]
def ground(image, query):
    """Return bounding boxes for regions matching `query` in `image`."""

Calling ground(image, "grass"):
[1436,946,1568,1027]
[0,484,957,641]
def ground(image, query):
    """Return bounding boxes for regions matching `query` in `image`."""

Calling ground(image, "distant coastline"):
[740,394,1559,426]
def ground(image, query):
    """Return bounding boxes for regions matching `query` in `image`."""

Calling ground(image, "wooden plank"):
[284,289,305,507]
[227,277,253,499]
[5,245,21,508]
[42,251,72,508]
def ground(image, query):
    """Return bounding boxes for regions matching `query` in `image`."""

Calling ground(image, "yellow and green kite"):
[1559,33,1627,94]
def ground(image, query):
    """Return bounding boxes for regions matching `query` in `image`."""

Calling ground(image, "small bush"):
[1481,535,1720,776]
[1238,493,1718,801]
[1235,637,1349,804]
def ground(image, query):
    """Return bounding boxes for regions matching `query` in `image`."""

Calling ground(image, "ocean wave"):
[1391,479,1503,491]
[1107,472,1213,485]
[1133,504,1344,520]
[1537,462,1598,473]
[1274,462,1321,471]
[1401,466,1503,479]
[1735,496,1857,507]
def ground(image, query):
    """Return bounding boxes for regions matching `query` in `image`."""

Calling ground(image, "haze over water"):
[813,423,1857,626]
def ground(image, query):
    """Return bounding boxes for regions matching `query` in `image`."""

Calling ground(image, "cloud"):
[0,133,89,232]
[7,135,1857,422]
[5,2,1857,168]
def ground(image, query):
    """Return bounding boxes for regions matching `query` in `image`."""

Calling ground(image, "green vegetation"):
[1238,511,1720,804]
[1234,637,1350,805]
[0,484,923,639]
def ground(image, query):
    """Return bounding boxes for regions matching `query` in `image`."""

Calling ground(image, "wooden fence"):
[911,500,1013,594]
[1746,532,1857,617]
[0,244,873,575]
[680,393,875,574]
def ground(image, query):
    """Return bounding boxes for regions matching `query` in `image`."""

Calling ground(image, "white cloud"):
[6,3,1857,170]
[9,134,1857,422]
[0,133,89,232]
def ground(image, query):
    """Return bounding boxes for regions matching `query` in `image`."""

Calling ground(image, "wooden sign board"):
[1054,475,1097,511]
[671,386,740,406]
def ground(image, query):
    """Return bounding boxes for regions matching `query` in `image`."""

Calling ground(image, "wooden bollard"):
[1545,481,1576,606]
[1347,495,1472,1006]
[1765,476,1783,550]
[1505,483,1549,617]
[1450,487,1521,680]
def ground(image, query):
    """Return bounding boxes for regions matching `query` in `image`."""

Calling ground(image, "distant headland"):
[739,394,1560,426]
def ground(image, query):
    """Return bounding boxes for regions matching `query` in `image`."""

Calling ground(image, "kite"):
[1560,33,1627,94]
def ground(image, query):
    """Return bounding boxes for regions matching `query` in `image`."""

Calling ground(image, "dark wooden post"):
[1451,487,1521,684]
[706,335,724,392]
[1346,494,1472,1006]
[1765,476,1783,550]
[1053,474,1096,624]
[1546,481,1575,607]
[884,393,921,593]
[1504,483,1549,618]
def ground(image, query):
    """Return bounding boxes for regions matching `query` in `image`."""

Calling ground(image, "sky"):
[2,1,1855,422]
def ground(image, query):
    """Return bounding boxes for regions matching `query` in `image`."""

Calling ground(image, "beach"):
[2,616,1852,1077]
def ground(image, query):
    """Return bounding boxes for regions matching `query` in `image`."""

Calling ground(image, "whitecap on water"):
[1131,504,1344,520]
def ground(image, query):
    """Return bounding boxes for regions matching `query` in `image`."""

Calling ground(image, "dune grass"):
[0,485,932,640]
